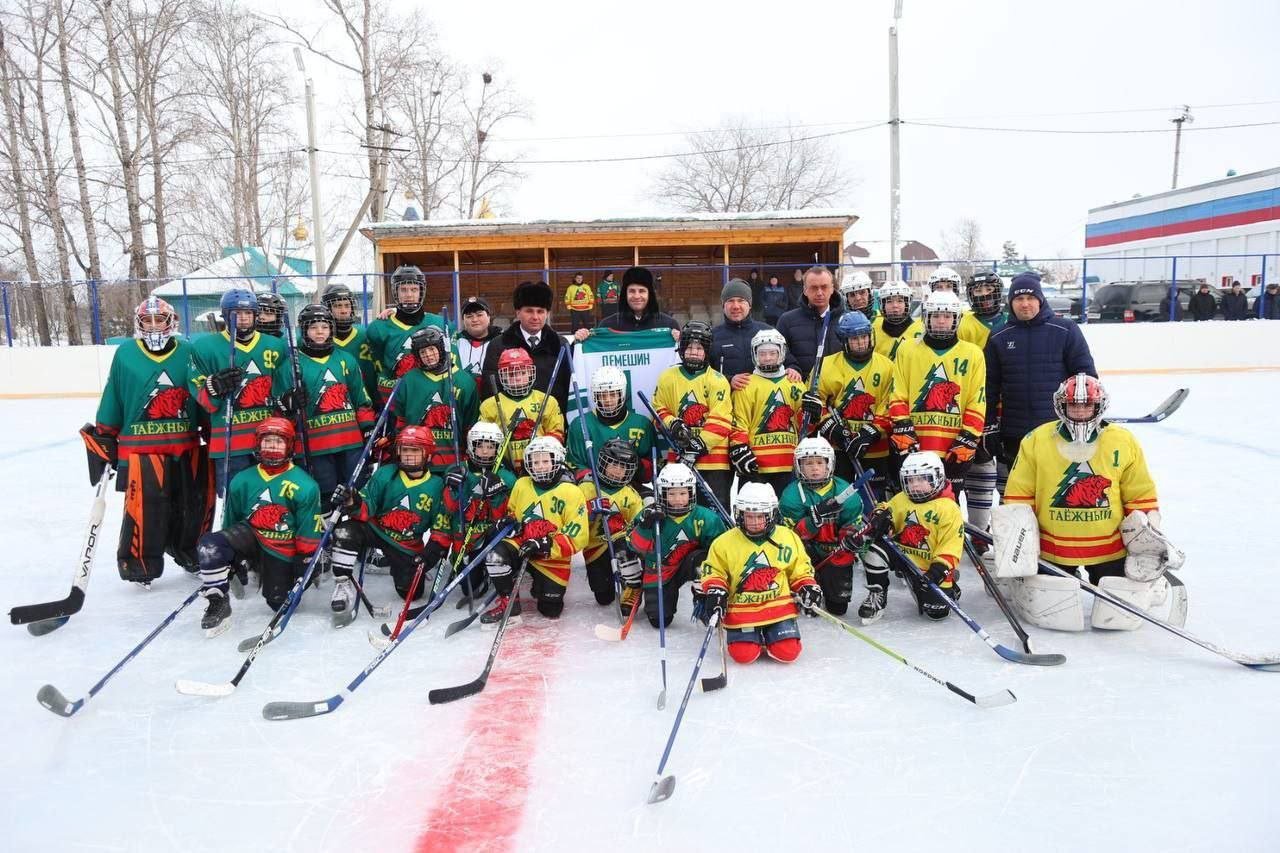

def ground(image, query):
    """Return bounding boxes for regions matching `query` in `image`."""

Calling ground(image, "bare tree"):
[453,70,527,218]
[53,0,103,289]
[652,120,852,213]
[941,217,988,279]
[387,54,462,220]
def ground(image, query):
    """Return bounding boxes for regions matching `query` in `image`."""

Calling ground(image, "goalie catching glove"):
[1120,510,1184,581]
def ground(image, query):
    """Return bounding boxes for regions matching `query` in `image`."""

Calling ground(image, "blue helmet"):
[836,310,872,341]
[220,287,257,320]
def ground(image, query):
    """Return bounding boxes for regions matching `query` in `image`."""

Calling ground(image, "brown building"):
[362,211,856,330]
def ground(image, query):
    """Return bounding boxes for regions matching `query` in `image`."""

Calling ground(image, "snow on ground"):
[2,374,1280,853]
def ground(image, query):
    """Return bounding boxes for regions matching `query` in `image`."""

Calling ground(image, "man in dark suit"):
[479,280,571,414]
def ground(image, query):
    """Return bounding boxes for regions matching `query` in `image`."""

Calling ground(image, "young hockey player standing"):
[698,482,821,663]
[778,438,865,615]
[478,348,564,474]
[565,366,655,483]
[959,272,1009,533]
[192,417,322,635]
[321,282,379,404]
[577,438,644,608]
[628,462,728,627]
[872,280,919,361]
[82,296,210,584]
[885,290,986,499]
[365,264,445,407]
[254,292,287,339]
[392,326,479,475]
[652,321,734,513]
[481,436,588,623]
[838,270,877,320]
[729,329,804,494]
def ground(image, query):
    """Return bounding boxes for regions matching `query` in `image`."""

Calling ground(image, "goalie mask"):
[750,328,787,377]
[1053,372,1109,444]
[597,438,639,490]
[900,451,946,503]
[524,435,566,486]
[656,462,698,515]
[794,437,835,488]
[135,295,178,352]
[734,481,780,539]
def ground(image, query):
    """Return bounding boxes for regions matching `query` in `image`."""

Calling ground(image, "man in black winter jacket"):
[1256,282,1280,319]
[710,278,774,390]
[588,266,680,336]
[1188,283,1217,321]
[774,265,842,381]
[1222,281,1250,321]
[479,280,572,414]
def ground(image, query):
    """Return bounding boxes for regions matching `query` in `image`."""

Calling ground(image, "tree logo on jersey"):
[678,391,709,427]
[1051,461,1112,509]
[143,371,190,420]
[913,364,961,414]
[509,405,536,441]
[237,361,273,408]
[736,549,781,595]
[377,495,423,539]
[519,501,558,541]
[896,510,931,551]
[316,370,350,413]
[838,377,876,421]
[421,390,452,428]
[247,489,289,532]
[393,339,417,378]
[757,389,796,434]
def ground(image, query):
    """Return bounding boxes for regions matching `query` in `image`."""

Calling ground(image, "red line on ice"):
[414,624,561,853]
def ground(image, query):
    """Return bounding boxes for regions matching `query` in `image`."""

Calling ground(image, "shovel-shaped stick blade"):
[647,774,676,804]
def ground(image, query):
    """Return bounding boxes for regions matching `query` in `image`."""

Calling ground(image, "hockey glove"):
[729,443,759,477]
[615,547,643,588]
[668,418,695,447]
[809,497,843,528]
[816,416,853,450]
[924,560,950,586]
[79,423,119,484]
[519,536,553,560]
[701,586,728,625]
[205,366,245,398]
[889,419,919,455]
[795,583,823,616]
[330,484,360,512]
[478,471,509,503]
[420,539,448,569]
[845,423,881,458]
[277,385,307,418]
[634,504,665,528]
[844,506,893,551]
[444,467,466,493]
[801,392,824,424]
[946,430,980,465]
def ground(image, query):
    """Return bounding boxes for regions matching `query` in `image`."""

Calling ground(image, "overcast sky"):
[387,0,1278,263]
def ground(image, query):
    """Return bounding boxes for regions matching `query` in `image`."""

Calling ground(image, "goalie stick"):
[1107,387,1189,424]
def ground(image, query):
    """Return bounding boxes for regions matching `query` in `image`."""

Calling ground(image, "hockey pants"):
[117,449,214,583]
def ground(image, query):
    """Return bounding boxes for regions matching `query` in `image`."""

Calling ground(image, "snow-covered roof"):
[153,248,316,296]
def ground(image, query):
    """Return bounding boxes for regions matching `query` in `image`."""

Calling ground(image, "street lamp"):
[295,47,327,281]
[888,0,903,274]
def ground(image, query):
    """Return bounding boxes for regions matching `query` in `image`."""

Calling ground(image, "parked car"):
[1040,284,1081,319]
[1086,281,1222,323]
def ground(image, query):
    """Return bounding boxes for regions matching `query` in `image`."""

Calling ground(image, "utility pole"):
[888,0,903,273]
[295,48,327,282]
[1170,104,1193,189]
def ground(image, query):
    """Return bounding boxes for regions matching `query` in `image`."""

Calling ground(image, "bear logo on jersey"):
[509,406,537,441]
[393,338,417,379]
[736,550,781,594]
[1051,462,1112,509]
[913,364,961,414]
[422,390,452,428]
[237,362,273,408]
[897,510,931,550]
[377,496,422,539]
[247,490,290,533]
[316,370,350,413]
[519,501,559,542]
[143,372,190,420]
[757,389,796,434]
[678,391,709,427]
[665,529,699,574]
[838,377,876,421]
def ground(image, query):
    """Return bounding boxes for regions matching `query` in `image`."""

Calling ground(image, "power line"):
[904,118,1280,135]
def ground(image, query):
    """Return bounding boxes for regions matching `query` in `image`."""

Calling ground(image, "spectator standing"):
[564,273,596,332]
[775,265,842,380]
[1256,282,1280,319]
[1188,283,1216,321]
[1222,281,1249,321]
[710,279,773,390]
[1158,289,1185,322]
[597,270,619,320]
[747,269,765,319]
[761,274,789,325]
[787,267,806,310]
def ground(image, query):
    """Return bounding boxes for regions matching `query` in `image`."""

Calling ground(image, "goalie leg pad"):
[1091,575,1156,631]
[1011,574,1085,632]
[991,504,1040,578]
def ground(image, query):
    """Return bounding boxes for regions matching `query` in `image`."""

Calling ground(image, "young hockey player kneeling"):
[578,438,644,609]
[993,373,1184,631]
[482,436,588,624]
[855,451,963,623]
[778,438,865,615]
[193,418,321,636]
[441,422,516,601]
[698,483,821,664]
[628,462,728,628]
[327,426,454,613]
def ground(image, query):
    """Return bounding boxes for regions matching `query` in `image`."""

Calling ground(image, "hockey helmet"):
[524,435,566,486]
[734,481,780,538]
[794,437,836,488]
[497,347,536,397]
[1053,372,1109,444]
[135,295,178,352]
[655,462,698,515]
[900,451,946,502]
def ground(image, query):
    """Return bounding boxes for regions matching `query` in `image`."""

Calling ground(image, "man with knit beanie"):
[711,278,774,391]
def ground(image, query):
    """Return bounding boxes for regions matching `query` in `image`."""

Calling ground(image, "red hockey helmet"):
[497,347,536,397]
[395,425,434,476]
[255,417,296,468]
[1053,373,1109,443]
[135,295,179,351]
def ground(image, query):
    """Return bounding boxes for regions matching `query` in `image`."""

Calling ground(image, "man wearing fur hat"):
[480,280,572,414]
[580,266,679,337]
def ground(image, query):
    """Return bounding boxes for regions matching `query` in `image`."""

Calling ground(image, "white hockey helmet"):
[928,266,962,292]
[839,271,874,305]
[656,462,698,514]
[750,328,787,376]
[590,365,628,418]
[878,280,913,320]
[794,437,836,487]
[523,435,566,485]
[467,421,504,466]
[921,289,963,340]
[900,451,946,502]
[734,481,780,537]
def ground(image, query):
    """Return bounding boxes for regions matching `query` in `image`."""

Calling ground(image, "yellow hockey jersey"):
[579,479,642,563]
[957,311,1001,350]
[873,316,923,361]
[503,476,590,586]
[881,488,963,584]
[731,373,805,474]
[886,337,986,454]
[478,391,565,473]
[564,283,595,312]
[653,365,733,470]
[815,349,895,459]
[1003,422,1159,567]
[699,525,817,629]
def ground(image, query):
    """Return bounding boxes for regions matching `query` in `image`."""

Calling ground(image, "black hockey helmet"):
[391,264,426,312]
[678,321,713,371]
[255,291,287,337]
[597,438,640,490]
[321,283,357,332]
[967,271,1004,317]
[297,303,334,356]
[410,326,448,372]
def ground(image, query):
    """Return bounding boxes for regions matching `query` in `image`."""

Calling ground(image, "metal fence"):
[1,252,1275,346]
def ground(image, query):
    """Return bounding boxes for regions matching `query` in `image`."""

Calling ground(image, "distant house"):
[842,239,941,285]
[150,247,318,333]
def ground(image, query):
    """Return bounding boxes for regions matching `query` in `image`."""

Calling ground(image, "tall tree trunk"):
[0,28,51,345]
[99,0,149,286]
[145,80,168,279]
[54,0,102,290]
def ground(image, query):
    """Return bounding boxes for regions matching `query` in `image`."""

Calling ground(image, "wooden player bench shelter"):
[362,210,857,330]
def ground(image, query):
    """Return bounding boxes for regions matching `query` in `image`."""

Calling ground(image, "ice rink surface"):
[3,372,1279,853]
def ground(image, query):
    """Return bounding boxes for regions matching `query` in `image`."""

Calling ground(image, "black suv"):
[1086,281,1222,322]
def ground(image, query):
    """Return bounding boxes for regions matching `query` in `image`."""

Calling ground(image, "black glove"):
[729,443,759,477]
[330,484,359,511]
[924,560,949,586]
[700,586,727,625]
[478,471,508,502]
[946,430,980,466]
[801,392,824,424]
[816,416,853,449]
[845,423,881,458]
[205,366,245,397]
[889,419,919,456]
[844,506,893,551]
[668,419,694,447]
[519,536,552,559]
[809,497,842,528]
[444,467,465,493]
[277,385,307,417]
[421,539,448,568]
[615,547,643,588]
[980,424,1001,461]
[635,504,665,528]
[796,584,823,615]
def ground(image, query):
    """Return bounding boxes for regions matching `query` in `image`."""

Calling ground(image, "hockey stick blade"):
[657,688,667,710]
[27,616,71,636]
[445,591,496,638]
[647,774,676,804]
[174,679,235,697]
[36,684,81,717]
[1109,387,1189,423]
[428,677,485,705]
[261,695,345,721]
[993,644,1067,667]
[236,625,282,654]
[10,588,86,626]
[699,672,727,692]
[594,623,625,642]
[971,687,1018,708]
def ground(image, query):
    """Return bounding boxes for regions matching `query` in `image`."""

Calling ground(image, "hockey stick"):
[797,307,832,437]
[570,375,626,625]
[961,534,1055,660]
[652,446,668,710]
[277,291,313,472]
[326,561,392,631]
[439,309,468,605]
[637,391,731,524]
[646,612,721,804]
[260,525,513,721]
[176,380,401,697]
[38,589,201,717]
[427,556,527,705]
[1106,387,1189,424]
[879,536,1066,666]
[809,604,1016,708]
[699,624,728,692]
[11,466,115,633]
[595,591,644,642]
[445,589,498,638]
[966,524,1280,671]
